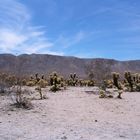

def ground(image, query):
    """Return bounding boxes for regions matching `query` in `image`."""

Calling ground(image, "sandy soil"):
[0,87,140,140]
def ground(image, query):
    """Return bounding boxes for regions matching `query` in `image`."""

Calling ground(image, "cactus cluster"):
[67,73,78,86]
[26,73,48,88]
[99,72,123,99]
[49,72,63,92]
[112,72,122,90]
[123,72,140,92]
[78,79,95,87]
[111,71,140,92]
[103,80,113,88]
[124,71,134,92]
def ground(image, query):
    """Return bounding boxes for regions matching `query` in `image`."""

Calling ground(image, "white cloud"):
[0,0,60,55]
[55,31,88,48]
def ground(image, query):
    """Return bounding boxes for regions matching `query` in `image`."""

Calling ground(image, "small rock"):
[95,120,98,122]
[61,136,67,139]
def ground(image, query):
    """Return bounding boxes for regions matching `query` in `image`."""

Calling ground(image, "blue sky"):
[0,0,140,60]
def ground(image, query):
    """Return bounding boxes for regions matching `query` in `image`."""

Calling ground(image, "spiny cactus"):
[112,72,122,90]
[104,80,113,88]
[124,71,134,92]
[133,73,140,91]
[117,90,123,99]
[35,73,40,83]
[136,83,140,91]
[49,72,61,92]
[99,89,106,98]
[87,80,95,87]
[41,75,44,79]
[68,73,78,86]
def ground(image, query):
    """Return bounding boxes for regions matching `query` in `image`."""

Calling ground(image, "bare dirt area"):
[0,87,140,140]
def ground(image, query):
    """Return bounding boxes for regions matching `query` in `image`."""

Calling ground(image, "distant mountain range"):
[0,54,140,79]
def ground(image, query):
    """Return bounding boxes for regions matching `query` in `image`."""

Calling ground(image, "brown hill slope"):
[0,54,139,78]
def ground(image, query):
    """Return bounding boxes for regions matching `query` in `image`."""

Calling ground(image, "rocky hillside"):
[0,54,140,78]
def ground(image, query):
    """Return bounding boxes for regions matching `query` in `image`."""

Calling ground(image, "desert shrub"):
[0,73,8,93]
[11,86,33,109]
[0,73,16,94]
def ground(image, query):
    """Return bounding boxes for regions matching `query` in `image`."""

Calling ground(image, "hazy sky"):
[0,0,140,60]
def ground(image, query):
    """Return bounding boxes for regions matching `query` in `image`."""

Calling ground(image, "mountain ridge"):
[0,53,139,78]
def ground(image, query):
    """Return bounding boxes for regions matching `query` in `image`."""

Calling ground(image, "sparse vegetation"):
[0,66,139,112]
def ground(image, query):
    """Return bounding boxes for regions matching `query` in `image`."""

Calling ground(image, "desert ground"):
[0,87,140,140]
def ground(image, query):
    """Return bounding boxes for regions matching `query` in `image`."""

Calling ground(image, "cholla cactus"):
[41,75,44,79]
[124,71,134,92]
[99,89,106,98]
[26,75,36,86]
[117,90,123,99]
[136,83,140,91]
[112,72,122,89]
[133,73,140,91]
[49,72,62,92]
[35,73,40,83]
[68,73,78,86]
[105,80,113,88]
[136,73,140,83]
[87,80,95,86]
